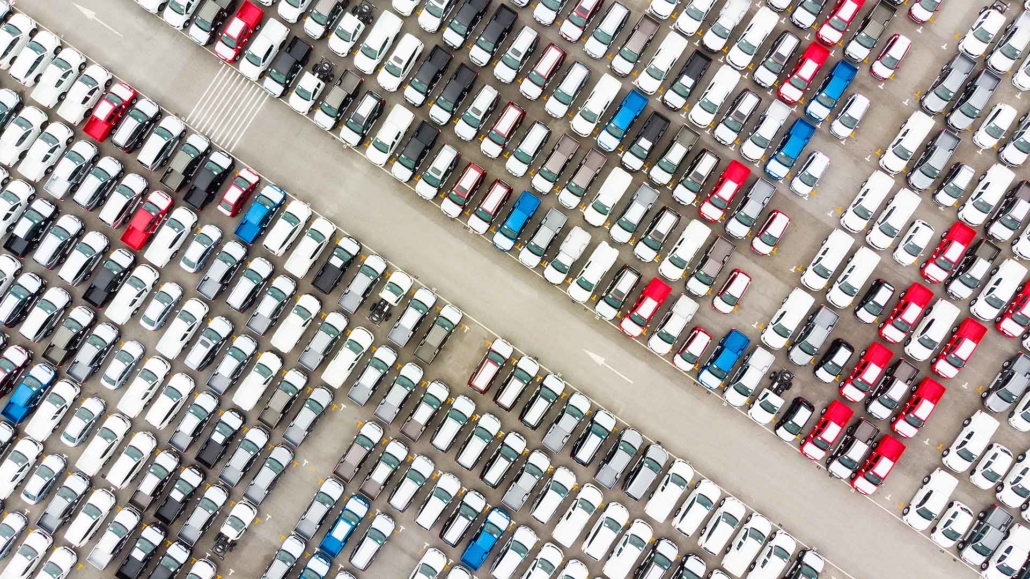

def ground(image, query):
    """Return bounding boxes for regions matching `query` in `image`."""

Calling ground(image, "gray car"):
[947,69,1001,131]
[983,353,1030,413]
[218,426,269,488]
[725,179,776,239]
[374,362,423,423]
[907,129,961,192]
[196,241,247,300]
[594,427,643,489]
[338,255,387,314]
[168,390,219,453]
[283,386,333,448]
[67,322,119,384]
[388,288,437,347]
[542,392,591,453]
[260,534,306,579]
[243,444,294,505]
[207,335,257,394]
[787,305,839,366]
[334,421,384,482]
[921,52,977,115]
[623,443,669,500]
[37,471,89,534]
[293,478,345,541]
[959,505,1013,567]
[246,275,297,335]
[258,370,307,429]
[500,450,550,512]
[298,312,347,371]
[176,483,229,547]
[348,346,398,406]
[413,305,462,365]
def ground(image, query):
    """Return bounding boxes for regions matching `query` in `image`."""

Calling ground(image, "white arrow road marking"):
[74,3,123,37]
[584,350,634,384]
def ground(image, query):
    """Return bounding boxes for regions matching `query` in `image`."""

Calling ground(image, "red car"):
[878,282,933,344]
[699,160,750,222]
[620,278,672,337]
[467,338,513,393]
[839,342,893,403]
[800,400,853,461]
[851,435,905,495]
[997,284,1030,338]
[931,318,987,379]
[217,168,261,217]
[82,82,138,143]
[921,221,976,284]
[214,1,264,63]
[777,43,830,105]
[674,327,712,372]
[121,191,174,251]
[891,377,946,438]
[817,0,865,46]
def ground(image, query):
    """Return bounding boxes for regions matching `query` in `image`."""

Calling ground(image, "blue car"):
[318,494,371,558]
[234,183,287,244]
[805,60,858,123]
[460,507,511,571]
[697,329,750,390]
[764,119,816,181]
[1,363,57,424]
[492,191,540,252]
[597,89,648,152]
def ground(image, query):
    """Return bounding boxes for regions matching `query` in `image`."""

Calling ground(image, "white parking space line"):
[188,63,269,151]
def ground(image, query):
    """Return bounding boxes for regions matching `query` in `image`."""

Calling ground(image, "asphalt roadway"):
[9,0,1026,578]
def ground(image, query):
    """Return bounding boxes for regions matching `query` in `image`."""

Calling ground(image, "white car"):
[902,468,959,531]
[722,513,771,577]
[74,414,130,477]
[0,106,46,167]
[288,71,326,114]
[829,94,869,141]
[580,501,628,560]
[61,396,107,447]
[959,5,1006,58]
[87,507,141,570]
[930,501,973,549]
[57,64,112,125]
[2,530,51,579]
[180,224,222,274]
[20,287,70,342]
[17,122,72,182]
[284,217,335,278]
[156,298,209,359]
[163,0,203,28]
[105,431,156,490]
[232,351,283,411]
[239,19,290,80]
[328,11,368,57]
[0,14,37,71]
[23,380,79,443]
[9,30,60,87]
[271,294,321,354]
[95,173,146,228]
[136,115,186,171]
[698,497,746,555]
[999,454,1030,508]
[551,483,603,548]
[674,0,715,35]
[672,478,721,536]
[322,327,374,388]
[893,220,933,267]
[971,443,1014,490]
[139,283,182,332]
[106,265,159,326]
[64,488,116,547]
[32,548,76,579]
[145,207,198,268]
[116,357,170,418]
[414,472,460,530]
[145,373,196,430]
[643,459,694,523]
[974,103,1017,150]
[44,140,98,199]
[377,34,423,92]
[263,200,311,257]
[0,438,42,500]
[602,519,652,579]
[942,411,1000,473]
[748,530,796,579]
[0,180,32,236]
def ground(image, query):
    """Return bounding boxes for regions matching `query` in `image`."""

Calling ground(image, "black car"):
[775,396,815,439]
[147,542,190,579]
[392,122,440,182]
[621,111,670,170]
[312,237,360,294]
[469,5,517,65]
[160,137,210,192]
[4,198,58,258]
[341,90,385,146]
[315,70,363,130]
[443,0,491,49]
[191,0,234,46]
[115,524,166,579]
[184,151,234,210]
[814,338,855,382]
[428,63,478,124]
[196,409,245,469]
[83,249,135,308]
[43,306,95,366]
[155,466,204,526]
[404,45,453,107]
[664,52,712,110]
[267,36,313,98]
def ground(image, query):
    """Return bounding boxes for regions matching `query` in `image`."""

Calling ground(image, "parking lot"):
[4,0,1030,578]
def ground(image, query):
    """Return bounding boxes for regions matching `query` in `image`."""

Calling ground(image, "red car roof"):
[873,434,906,461]
[903,282,934,306]
[823,399,854,425]
[955,317,988,342]
[641,278,672,301]
[945,221,977,244]
[912,377,946,402]
[236,0,264,25]
[863,342,893,366]
[722,160,751,184]
[798,43,831,71]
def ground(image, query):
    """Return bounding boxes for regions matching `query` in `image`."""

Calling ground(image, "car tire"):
[957,541,966,550]
[997,484,1005,493]
[104,79,113,90]
[902,506,909,515]
[1020,453,1027,462]
[923,475,930,484]
[942,449,950,457]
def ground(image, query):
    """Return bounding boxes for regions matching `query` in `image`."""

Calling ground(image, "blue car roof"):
[822,62,858,98]
[614,89,649,124]
[513,191,540,215]
[722,329,751,353]
[781,120,817,156]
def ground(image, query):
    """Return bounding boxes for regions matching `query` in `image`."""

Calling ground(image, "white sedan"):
[145,373,196,429]
[57,64,112,125]
[1,529,52,579]
[284,217,335,278]
[262,199,311,257]
[106,265,159,326]
[9,30,60,87]
[144,206,198,267]
[74,413,130,477]
[23,379,79,443]
[0,106,47,167]
[0,438,43,500]
[270,294,321,354]
[155,298,209,359]
[30,48,86,108]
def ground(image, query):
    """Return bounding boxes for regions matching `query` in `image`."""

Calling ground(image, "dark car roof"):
[455,0,491,23]
[441,64,477,100]
[339,70,363,94]
[480,5,517,41]
[678,50,712,78]
[413,46,452,83]
[637,112,670,141]
[285,37,313,60]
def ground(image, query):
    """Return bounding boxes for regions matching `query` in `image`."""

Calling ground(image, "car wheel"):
[941,449,950,457]
[982,391,989,399]
[44,166,53,176]
[902,506,909,515]
[997,484,1005,493]
[57,92,66,102]
[957,541,966,550]
[104,79,113,90]
[1020,454,1027,462]
[978,510,986,520]
[963,417,971,427]
[922,475,930,484]
[982,563,990,571]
